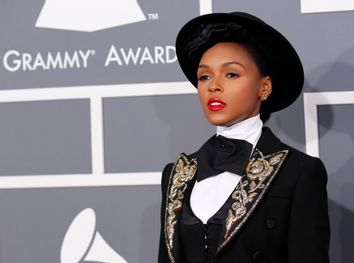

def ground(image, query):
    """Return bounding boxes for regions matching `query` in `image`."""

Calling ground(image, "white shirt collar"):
[216,115,263,148]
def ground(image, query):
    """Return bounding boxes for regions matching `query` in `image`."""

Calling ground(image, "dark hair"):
[185,22,273,121]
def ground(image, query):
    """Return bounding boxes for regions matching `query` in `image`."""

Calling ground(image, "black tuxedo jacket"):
[158,128,330,263]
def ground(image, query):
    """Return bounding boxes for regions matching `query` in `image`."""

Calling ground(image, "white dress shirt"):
[190,115,263,224]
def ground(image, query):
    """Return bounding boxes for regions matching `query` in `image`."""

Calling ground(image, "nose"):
[208,78,223,93]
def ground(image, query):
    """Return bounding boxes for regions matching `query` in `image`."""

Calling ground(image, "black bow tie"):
[195,135,253,182]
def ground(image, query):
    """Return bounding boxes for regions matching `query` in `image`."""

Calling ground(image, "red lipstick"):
[207,98,226,111]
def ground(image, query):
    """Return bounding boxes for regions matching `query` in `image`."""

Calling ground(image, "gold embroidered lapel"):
[164,153,197,263]
[218,148,289,252]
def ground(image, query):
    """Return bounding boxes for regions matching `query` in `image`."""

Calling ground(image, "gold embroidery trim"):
[164,153,197,263]
[219,149,288,252]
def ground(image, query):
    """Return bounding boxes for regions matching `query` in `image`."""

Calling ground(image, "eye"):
[225,72,239,78]
[198,74,210,81]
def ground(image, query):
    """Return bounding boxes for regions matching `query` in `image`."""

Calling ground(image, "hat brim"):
[176,12,304,113]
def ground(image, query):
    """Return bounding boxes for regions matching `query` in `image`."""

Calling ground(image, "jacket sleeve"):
[158,163,173,263]
[287,156,330,263]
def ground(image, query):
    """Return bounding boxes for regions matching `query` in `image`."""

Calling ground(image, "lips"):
[207,98,226,111]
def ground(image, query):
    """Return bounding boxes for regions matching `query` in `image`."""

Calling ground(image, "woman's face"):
[197,42,272,126]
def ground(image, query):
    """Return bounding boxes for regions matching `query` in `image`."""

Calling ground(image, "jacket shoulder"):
[280,142,326,170]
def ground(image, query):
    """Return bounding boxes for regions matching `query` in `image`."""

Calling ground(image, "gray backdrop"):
[0,0,353,262]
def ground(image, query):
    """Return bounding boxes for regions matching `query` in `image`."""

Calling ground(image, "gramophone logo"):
[61,208,127,263]
[36,0,146,32]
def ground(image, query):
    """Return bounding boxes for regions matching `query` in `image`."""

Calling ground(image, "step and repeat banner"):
[0,0,353,262]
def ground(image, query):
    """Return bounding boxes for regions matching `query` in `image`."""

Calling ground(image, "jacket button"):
[265,218,277,229]
[252,251,264,261]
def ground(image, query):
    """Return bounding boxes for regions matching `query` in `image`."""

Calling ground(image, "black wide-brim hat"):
[176,12,304,113]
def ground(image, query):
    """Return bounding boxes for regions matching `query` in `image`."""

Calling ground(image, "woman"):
[159,12,330,263]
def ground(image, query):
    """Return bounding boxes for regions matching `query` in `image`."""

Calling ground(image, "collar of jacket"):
[163,127,289,263]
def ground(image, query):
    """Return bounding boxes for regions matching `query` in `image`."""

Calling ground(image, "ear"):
[259,76,272,101]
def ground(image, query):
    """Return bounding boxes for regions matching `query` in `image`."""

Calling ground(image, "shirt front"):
[190,115,263,224]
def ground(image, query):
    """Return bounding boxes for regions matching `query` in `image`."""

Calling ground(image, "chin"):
[205,115,249,127]
[206,117,232,127]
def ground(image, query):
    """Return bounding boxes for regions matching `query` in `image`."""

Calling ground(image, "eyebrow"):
[198,61,246,69]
